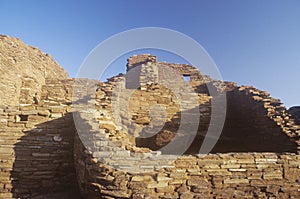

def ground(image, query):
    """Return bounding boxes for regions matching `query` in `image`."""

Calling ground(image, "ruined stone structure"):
[0,36,299,198]
[0,35,68,107]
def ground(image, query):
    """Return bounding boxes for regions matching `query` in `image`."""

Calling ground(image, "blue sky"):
[0,0,299,107]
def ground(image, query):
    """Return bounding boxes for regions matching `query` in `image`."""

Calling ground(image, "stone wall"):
[73,55,300,198]
[75,142,300,198]
[0,79,77,198]
[0,52,299,198]
[212,86,299,153]
[0,35,69,107]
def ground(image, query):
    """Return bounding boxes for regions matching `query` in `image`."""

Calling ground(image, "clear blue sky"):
[0,0,299,107]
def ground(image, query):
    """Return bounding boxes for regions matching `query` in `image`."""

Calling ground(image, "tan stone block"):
[50,113,62,118]
[99,121,116,130]
[128,181,147,190]
[170,172,187,179]
[187,176,208,187]
[131,175,153,182]
[266,185,280,194]
[155,185,174,193]
[263,170,283,180]
[250,179,266,187]
[206,169,232,176]
[176,185,189,193]
[19,105,35,111]
[169,179,186,185]
[38,110,50,116]
[21,110,38,115]
[0,147,14,155]
[202,164,220,169]
[7,122,24,128]
[256,164,271,169]
[180,192,193,199]
[28,115,48,122]
[284,167,300,182]
[220,164,240,169]
[241,164,257,168]
[156,173,172,182]
[228,168,246,172]
[223,179,249,184]
[237,159,255,164]
[147,181,168,189]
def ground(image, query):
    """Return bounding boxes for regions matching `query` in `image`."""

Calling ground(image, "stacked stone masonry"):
[0,49,299,198]
[0,35,69,107]
[73,55,300,198]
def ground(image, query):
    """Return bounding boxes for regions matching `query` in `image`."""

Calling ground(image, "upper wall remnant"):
[126,54,157,72]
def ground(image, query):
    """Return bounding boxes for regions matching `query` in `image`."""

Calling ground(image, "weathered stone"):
[284,167,300,182]
[187,176,209,187]
[180,192,193,199]
[131,175,153,182]
[147,181,168,189]
[223,179,249,184]
[38,110,50,117]
[155,185,174,193]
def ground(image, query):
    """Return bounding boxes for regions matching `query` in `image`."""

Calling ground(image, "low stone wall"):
[75,135,300,198]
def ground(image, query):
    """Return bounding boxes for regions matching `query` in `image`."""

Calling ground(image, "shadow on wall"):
[136,88,298,154]
[11,113,82,199]
[288,106,300,125]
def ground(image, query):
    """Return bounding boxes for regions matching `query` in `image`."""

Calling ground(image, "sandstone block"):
[223,179,249,184]
[131,175,153,182]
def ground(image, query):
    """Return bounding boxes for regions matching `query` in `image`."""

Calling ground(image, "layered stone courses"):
[73,55,300,198]
[0,38,299,198]
[0,35,68,107]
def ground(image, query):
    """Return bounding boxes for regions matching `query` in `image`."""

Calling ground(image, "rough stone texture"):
[0,79,80,198]
[73,55,300,198]
[0,35,68,106]
[0,38,299,199]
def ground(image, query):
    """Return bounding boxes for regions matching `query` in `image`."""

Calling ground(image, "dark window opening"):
[19,115,28,122]
[183,75,191,82]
